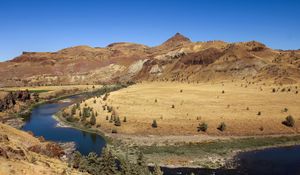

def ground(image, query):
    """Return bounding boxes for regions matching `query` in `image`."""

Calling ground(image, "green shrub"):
[197,122,208,132]
[114,117,121,126]
[217,122,226,132]
[90,113,96,125]
[282,115,295,127]
[152,120,158,128]
[112,128,118,133]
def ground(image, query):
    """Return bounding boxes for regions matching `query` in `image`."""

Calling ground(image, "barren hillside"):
[1,33,299,87]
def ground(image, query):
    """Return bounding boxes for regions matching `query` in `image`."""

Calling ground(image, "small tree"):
[282,115,295,127]
[71,105,77,115]
[197,122,208,132]
[217,122,226,132]
[152,120,158,128]
[115,117,121,126]
[90,112,96,125]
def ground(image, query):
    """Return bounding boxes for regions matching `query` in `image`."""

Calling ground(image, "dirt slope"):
[0,123,85,175]
[1,33,299,86]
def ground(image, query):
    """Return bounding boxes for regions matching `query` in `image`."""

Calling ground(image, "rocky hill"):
[0,123,84,175]
[1,33,299,86]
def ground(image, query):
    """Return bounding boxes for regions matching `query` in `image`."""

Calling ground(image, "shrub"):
[123,117,127,122]
[106,115,109,120]
[152,120,158,128]
[71,105,77,115]
[283,108,288,112]
[90,113,96,125]
[66,116,75,122]
[259,126,264,131]
[171,104,175,108]
[82,108,91,118]
[272,88,276,93]
[257,111,261,116]
[217,122,226,132]
[222,90,225,94]
[112,128,118,133]
[296,91,298,94]
[93,99,96,104]
[282,115,295,127]
[155,99,157,103]
[114,117,121,126]
[197,122,208,132]
[180,89,183,93]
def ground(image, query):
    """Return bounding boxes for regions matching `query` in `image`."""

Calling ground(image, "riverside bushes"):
[69,148,156,175]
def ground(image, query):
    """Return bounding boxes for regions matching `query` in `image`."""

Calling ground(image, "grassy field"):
[69,81,299,137]
[136,135,300,168]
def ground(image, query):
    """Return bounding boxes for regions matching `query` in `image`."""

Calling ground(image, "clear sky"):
[0,0,299,61]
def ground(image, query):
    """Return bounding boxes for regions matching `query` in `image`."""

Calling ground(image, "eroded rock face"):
[0,33,300,85]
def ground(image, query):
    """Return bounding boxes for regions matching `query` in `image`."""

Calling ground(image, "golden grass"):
[71,82,300,136]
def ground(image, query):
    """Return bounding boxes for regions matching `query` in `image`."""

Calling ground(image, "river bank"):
[54,101,300,169]
[4,83,297,171]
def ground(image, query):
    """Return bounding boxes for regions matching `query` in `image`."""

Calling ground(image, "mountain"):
[0,33,300,87]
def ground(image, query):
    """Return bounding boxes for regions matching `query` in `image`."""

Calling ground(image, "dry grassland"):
[70,82,300,137]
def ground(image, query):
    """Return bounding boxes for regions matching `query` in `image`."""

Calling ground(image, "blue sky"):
[0,0,299,61]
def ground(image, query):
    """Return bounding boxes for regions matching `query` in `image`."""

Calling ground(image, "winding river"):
[21,95,300,175]
[22,95,106,155]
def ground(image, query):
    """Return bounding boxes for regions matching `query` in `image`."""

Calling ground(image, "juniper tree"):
[71,105,77,115]
[197,122,208,132]
[98,148,118,175]
[90,112,96,125]
[115,116,121,126]
[152,120,158,128]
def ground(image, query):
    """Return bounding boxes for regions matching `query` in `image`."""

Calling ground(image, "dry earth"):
[0,123,85,175]
[69,82,300,139]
